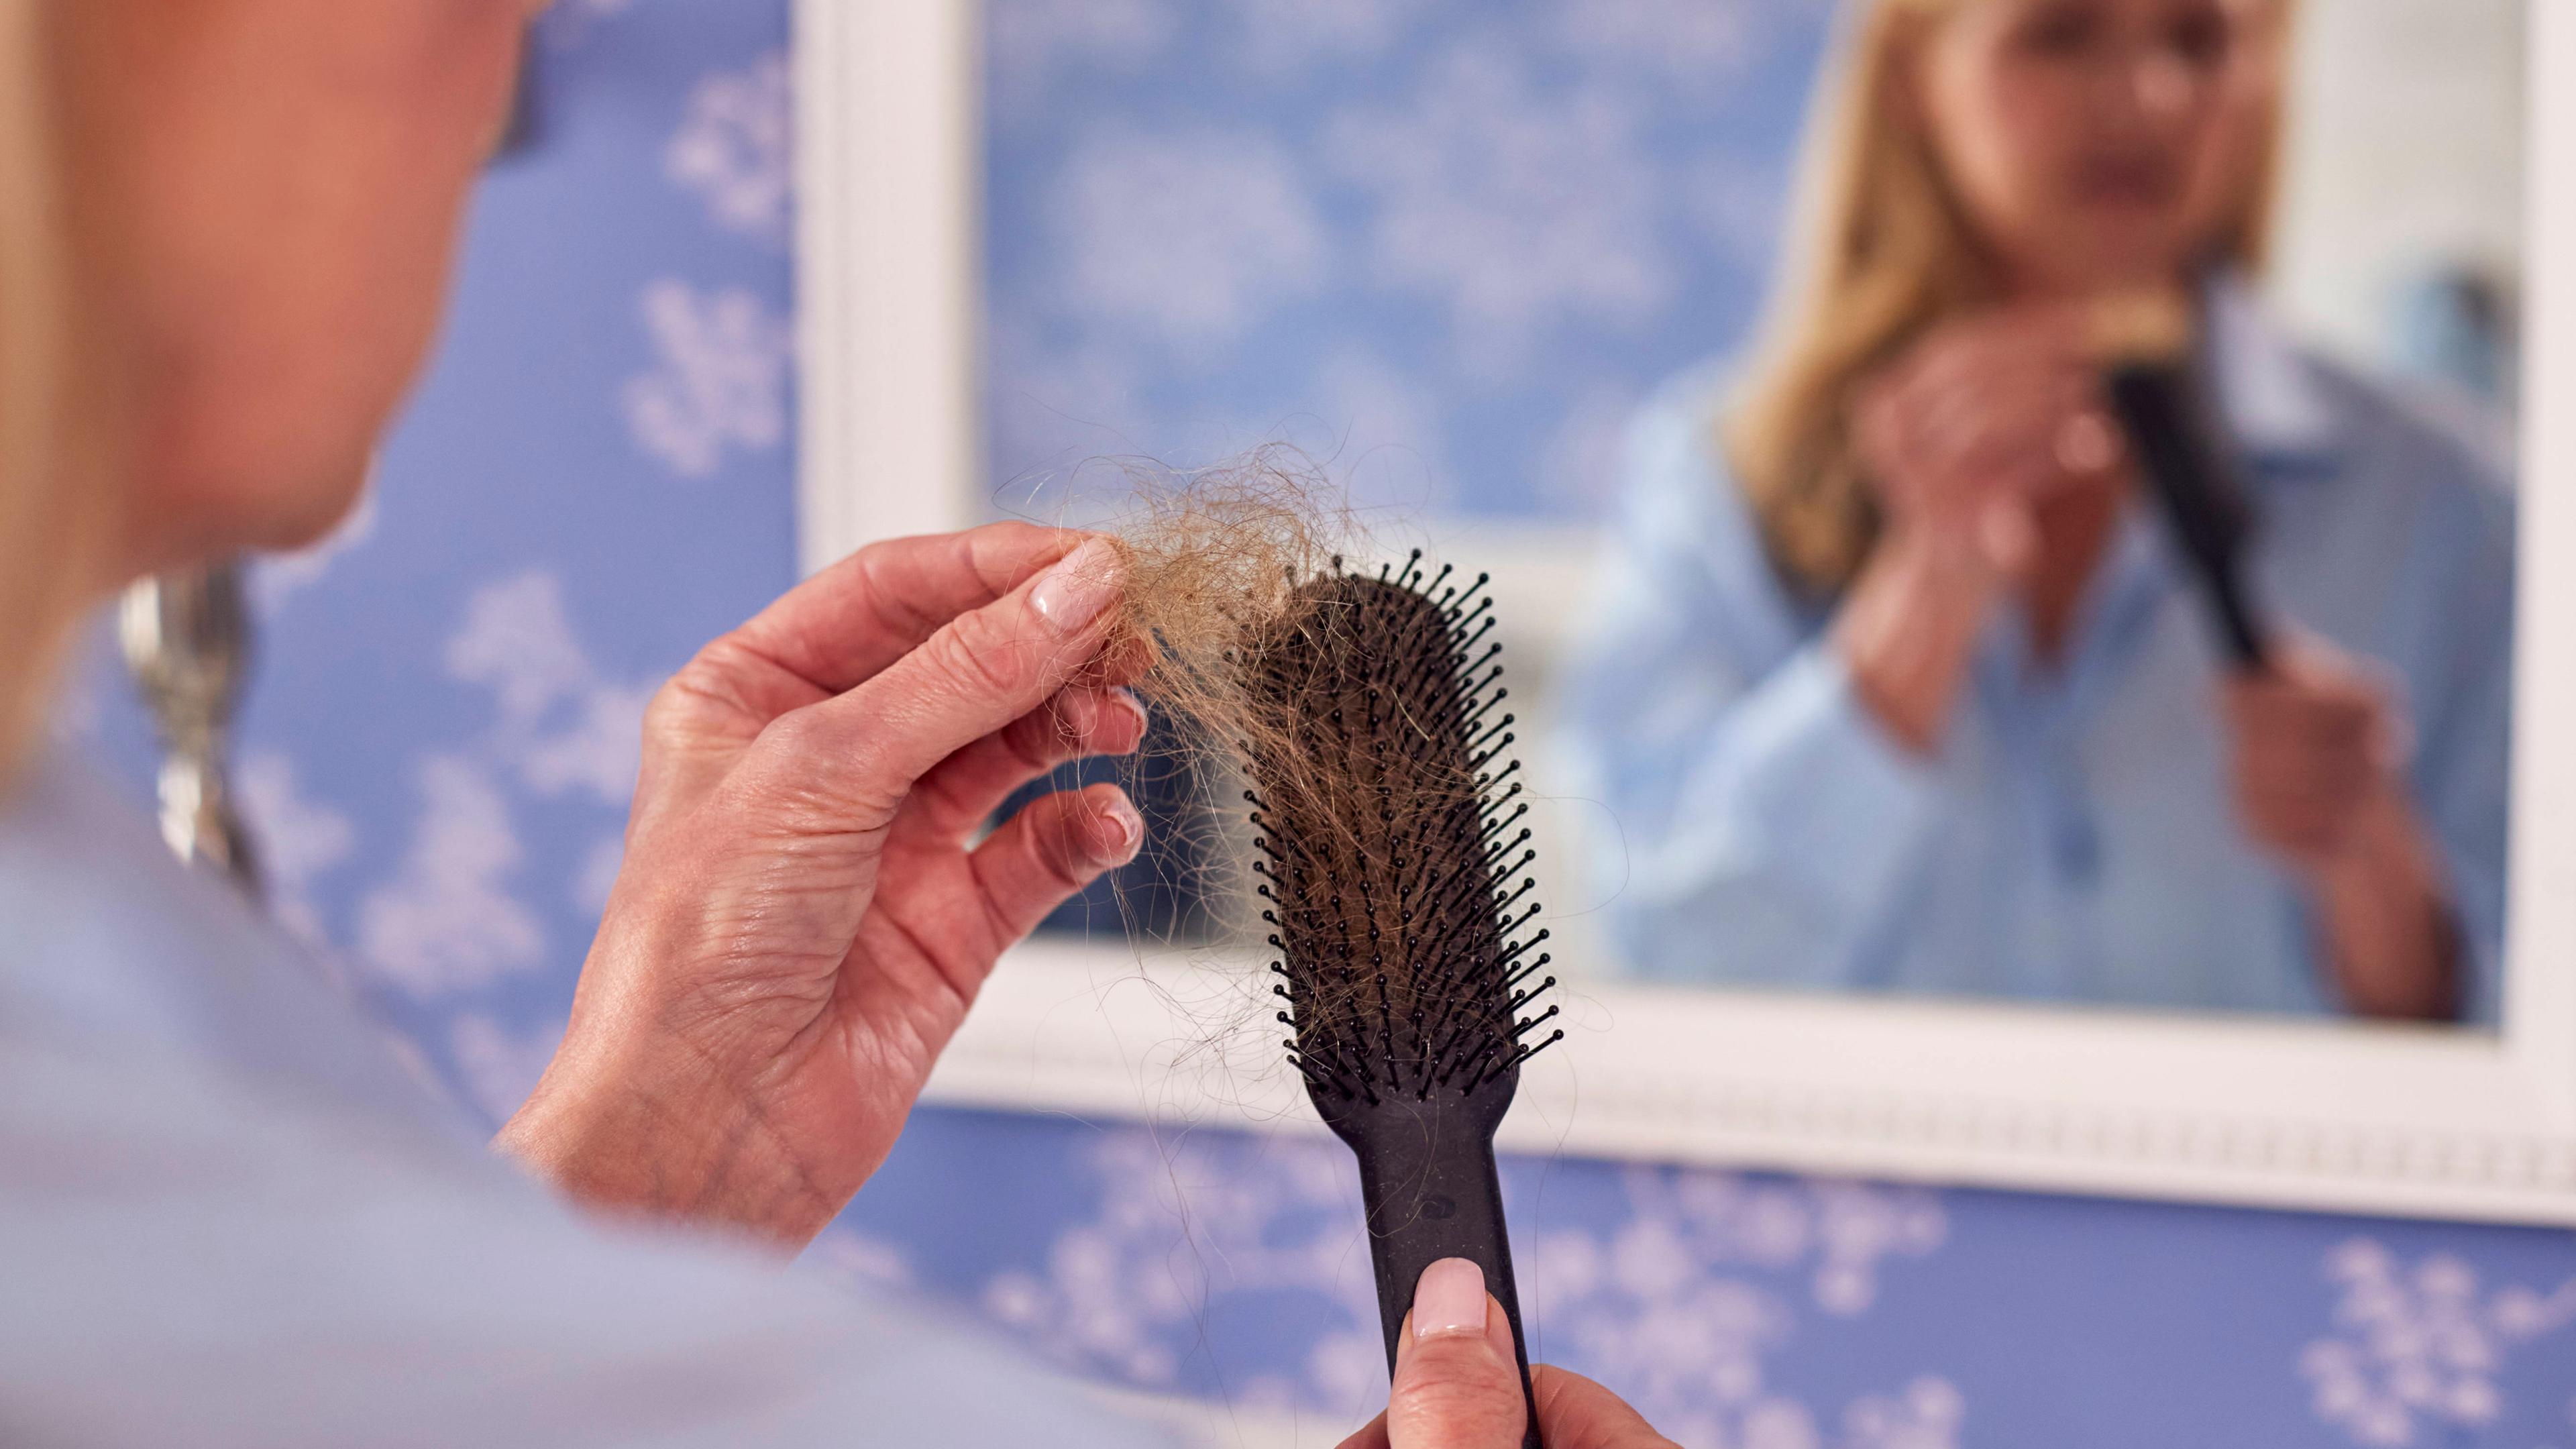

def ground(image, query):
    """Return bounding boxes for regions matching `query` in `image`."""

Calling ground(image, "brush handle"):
[2104,362,2271,669]
[1336,1100,1543,1449]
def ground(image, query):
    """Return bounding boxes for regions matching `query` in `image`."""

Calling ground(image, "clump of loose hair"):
[1099,444,1358,729]
[1032,448,1554,1089]
[992,447,1363,954]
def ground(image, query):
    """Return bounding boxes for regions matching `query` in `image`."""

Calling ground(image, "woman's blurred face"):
[1910,0,2279,298]
[54,0,535,574]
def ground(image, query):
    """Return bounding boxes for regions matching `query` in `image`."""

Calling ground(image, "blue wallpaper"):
[984,0,1832,519]
[58,2,2576,1445]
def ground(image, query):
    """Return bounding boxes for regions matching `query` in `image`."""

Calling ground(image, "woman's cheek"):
[1927,60,2051,239]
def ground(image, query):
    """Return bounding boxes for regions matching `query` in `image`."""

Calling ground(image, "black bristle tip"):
[1237,559,1560,1109]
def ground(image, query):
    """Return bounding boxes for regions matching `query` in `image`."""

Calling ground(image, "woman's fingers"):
[900,686,1149,847]
[1335,1261,1529,1449]
[1921,362,2102,470]
[749,537,1129,824]
[963,783,1142,949]
[1336,1416,1393,1448]
[632,525,1097,831]
[2222,638,2408,865]
[741,522,1086,694]
[1339,1260,1681,1448]
[1339,1366,1681,1449]
[1529,1367,1684,1449]
[1866,313,2117,543]
[659,523,1091,741]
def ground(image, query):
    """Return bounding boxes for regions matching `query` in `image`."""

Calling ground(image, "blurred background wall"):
[989,0,2523,528]
[59,2,2573,1444]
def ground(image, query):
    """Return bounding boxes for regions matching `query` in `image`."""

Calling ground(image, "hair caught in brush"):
[1081,452,1561,1075]
[1238,551,1557,1443]
[1089,461,1556,1438]
[1239,558,1561,1103]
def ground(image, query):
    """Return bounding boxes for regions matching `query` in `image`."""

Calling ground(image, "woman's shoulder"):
[1617,356,1721,457]
[1616,358,1754,511]
[1607,359,1784,564]
[2291,348,2516,519]
[2213,274,2512,508]
[1591,360,1831,641]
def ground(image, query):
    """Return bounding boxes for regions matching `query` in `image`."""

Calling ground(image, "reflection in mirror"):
[980,0,2522,1028]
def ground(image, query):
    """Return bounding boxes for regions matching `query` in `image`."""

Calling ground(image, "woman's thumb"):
[1382,1259,1529,1449]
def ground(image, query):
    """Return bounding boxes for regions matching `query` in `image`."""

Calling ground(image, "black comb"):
[1240,551,1560,1446]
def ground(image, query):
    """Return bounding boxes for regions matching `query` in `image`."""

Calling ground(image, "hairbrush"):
[1238,551,1561,1447]
[2090,292,2272,669]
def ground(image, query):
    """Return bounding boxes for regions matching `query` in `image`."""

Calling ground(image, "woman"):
[0,3,1670,1444]
[1566,0,2511,1022]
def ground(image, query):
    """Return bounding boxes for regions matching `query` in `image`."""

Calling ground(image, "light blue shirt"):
[0,747,1167,1448]
[1562,283,2514,1023]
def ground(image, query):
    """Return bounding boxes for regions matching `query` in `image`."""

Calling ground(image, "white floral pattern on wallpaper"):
[235,750,355,951]
[46,5,2561,1448]
[1520,1169,1953,1448]
[1049,126,1330,351]
[976,1129,1959,1446]
[983,0,1837,515]
[987,0,1179,115]
[2302,1239,2576,1446]
[1321,44,1678,370]
[1220,0,1431,79]
[623,278,794,478]
[667,51,792,246]
[355,572,654,999]
[356,755,549,996]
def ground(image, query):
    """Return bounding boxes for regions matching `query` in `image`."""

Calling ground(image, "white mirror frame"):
[796,0,2576,1225]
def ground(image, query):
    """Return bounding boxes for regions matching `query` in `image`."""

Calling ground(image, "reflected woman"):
[1565,0,2511,1022]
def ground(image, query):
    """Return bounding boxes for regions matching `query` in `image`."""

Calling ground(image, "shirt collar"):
[2200,270,2343,474]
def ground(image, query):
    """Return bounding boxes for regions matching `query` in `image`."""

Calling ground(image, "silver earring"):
[120,559,262,898]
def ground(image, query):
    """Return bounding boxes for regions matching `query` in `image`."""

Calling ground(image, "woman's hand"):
[2221,635,2460,1019]
[1854,303,2121,585]
[1338,1260,1678,1449]
[498,524,1149,1245]
[2220,637,2405,870]
[1839,305,2125,751]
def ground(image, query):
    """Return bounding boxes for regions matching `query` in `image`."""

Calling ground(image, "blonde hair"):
[0,1,106,781]
[1723,0,2286,595]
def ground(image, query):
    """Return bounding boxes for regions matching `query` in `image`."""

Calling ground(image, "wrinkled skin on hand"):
[499,524,1151,1245]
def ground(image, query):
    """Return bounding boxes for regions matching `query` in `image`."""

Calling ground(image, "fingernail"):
[1102,795,1143,862]
[1031,539,1120,635]
[1412,1258,1487,1341]
[1108,688,1149,745]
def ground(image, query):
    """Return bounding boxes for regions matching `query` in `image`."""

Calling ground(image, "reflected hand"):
[2221,635,2406,873]
[2221,635,2460,1018]
[1854,303,2125,585]
[498,524,1148,1246]
[1837,305,2129,753]
[1338,1260,1680,1449]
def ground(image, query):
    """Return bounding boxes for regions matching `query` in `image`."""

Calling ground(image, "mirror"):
[981,0,2524,1028]
[799,0,2576,1224]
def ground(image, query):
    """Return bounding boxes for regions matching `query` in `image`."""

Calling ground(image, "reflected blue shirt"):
[1562,283,2514,1022]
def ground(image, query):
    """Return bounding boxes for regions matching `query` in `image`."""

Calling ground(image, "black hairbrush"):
[2104,361,2271,669]
[2090,294,2271,670]
[1238,551,1561,1448]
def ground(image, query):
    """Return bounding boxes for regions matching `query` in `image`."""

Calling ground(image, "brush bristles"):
[1242,550,1562,1107]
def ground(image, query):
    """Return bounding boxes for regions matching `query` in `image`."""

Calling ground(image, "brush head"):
[2084,286,2196,366]
[1240,552,1561,1120]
